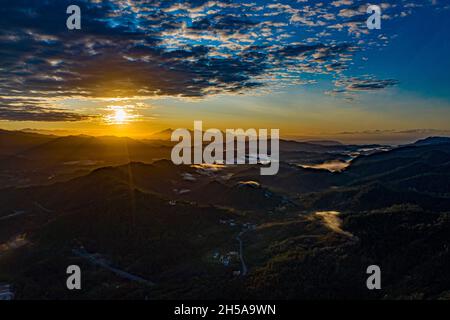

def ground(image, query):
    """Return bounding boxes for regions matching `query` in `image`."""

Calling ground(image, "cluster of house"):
[214,220,257,276]
[242,222,257,231]
[219,219,237,227]
[173,188,191,195]
[0,283,14,300]
[219,219,257,231]
[212,250,240,275]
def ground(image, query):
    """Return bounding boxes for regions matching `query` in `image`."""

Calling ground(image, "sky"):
[1,0,450,143]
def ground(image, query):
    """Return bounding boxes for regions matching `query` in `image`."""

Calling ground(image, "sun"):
[105,106,136,125]
[113,108,128,124]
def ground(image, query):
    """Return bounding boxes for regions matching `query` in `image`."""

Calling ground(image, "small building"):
[220,256,230,267]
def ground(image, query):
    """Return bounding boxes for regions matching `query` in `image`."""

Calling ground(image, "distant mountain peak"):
[156,128,174,134]
[304,140,343,146]
[413,136,450,146]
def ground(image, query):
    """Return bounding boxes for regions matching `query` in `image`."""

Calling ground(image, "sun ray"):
[104,105,138,125]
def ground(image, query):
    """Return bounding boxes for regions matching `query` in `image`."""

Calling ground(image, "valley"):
[0,130,449,299]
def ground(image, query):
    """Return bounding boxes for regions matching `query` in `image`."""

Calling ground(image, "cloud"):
[343,78,399,91]
[0,98,92,121]
[337,128,450,135]
[334,77,399,92]
[325,76,399,100]
[0,0,272,101]
[0,0,445,120]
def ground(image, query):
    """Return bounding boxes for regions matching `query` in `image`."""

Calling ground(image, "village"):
[210,219,257,277]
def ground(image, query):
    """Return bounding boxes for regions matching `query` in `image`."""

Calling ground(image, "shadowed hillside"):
[0,134,449,299]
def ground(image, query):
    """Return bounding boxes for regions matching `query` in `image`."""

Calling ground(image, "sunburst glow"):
[113,109,127,124]
[105,106,137,125]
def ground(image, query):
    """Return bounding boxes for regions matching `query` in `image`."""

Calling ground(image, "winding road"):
[72,247,155,287]
[236,230,248,276]
[34,202,54,213]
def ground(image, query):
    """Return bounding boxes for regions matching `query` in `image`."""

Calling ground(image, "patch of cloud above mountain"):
[0,97,92,121]
[337,128,450,135]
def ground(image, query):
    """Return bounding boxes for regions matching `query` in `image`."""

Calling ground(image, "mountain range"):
[0,130,449,299]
